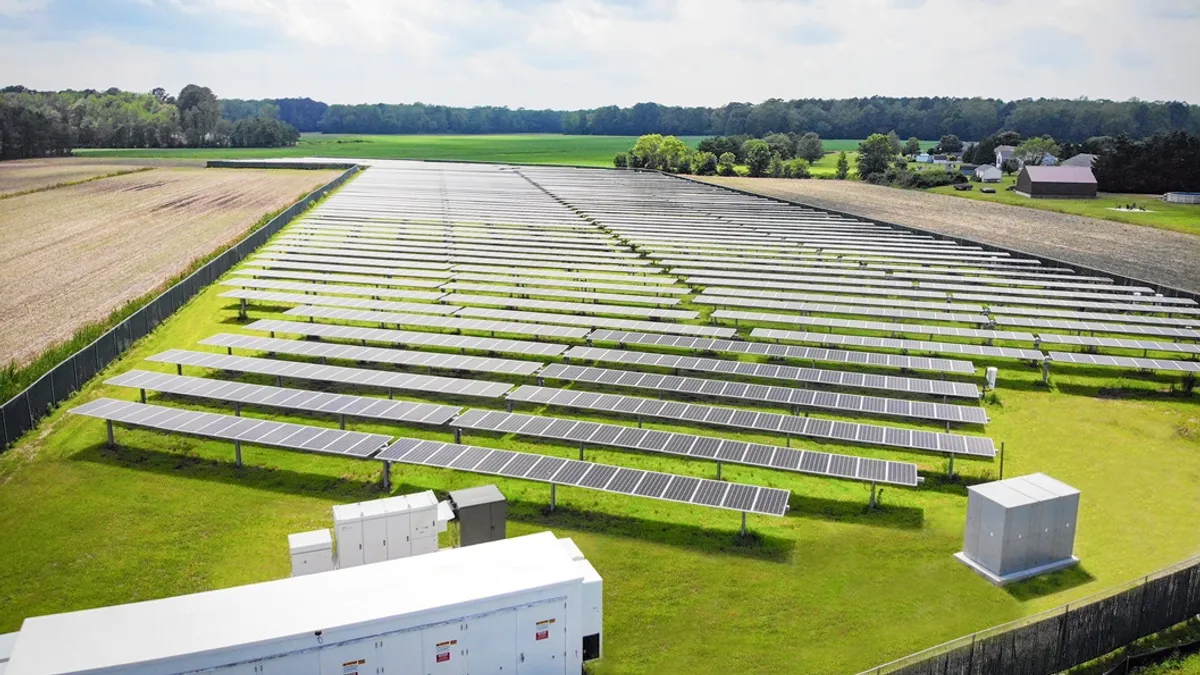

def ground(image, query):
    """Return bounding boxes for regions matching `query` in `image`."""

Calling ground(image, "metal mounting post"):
[234,401,241,417]
[234,440,243,467]
[999,442,1006,479]
[106,419,114,448]
[579,443,585,461]
[948,453,955,479]
[276,375,282,387]
[786,434,791,448]
[740,512,747,537]
[339,414,346,430]
[716,461,722,480]
[139,388,146,404]
[550,484,557,512]
[869,481,877,509]
[636,414,642,429]
[239,298,247,319]
[176,363,182,376]
[506,400,513,412]
[454,428,462,443]
[382,461,391,491]
[1042,358,1050,385]
[387,388,393,400]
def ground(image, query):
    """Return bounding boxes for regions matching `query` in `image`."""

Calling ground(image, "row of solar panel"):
[713,310,1035,342]
[750,328,1046,361]
[693,294,989,325]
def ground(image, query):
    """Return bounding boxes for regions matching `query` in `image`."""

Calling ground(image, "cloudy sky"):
[1,0,1197,107]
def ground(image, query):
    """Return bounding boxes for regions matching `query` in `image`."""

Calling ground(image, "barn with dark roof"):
[1015,166,1098,198]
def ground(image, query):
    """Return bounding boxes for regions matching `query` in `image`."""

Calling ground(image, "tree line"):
[0,85,300,160]
[217,96,1200,142]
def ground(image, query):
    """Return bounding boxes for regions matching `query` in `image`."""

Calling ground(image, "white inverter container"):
[287,530,334,577]
[5,532,599,675]
[331,502,364,568]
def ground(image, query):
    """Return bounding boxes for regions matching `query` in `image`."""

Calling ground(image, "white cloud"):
[1,0,1196,106]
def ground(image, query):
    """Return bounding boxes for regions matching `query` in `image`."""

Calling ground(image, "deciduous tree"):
[856,134,896,181]
[743,139,773,177]
[796,132,824,163]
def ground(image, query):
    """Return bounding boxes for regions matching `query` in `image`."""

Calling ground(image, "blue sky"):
[0,0,1197,107]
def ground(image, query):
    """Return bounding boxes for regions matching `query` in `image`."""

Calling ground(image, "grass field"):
[0,164,338,367]
[1,170,1198,674]
[74,134,702,167]
[0,159,148,197]
[929,175,1200,236]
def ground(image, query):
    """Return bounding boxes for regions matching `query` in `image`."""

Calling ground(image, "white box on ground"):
[956,472,1080,585]
[331,502,364,569]
[4,532,602,675]
[287,530,334,577]
[382,494,412,560]
[358,499,389,565]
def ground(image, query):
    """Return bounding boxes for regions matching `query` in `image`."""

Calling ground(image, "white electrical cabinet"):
[288,530,335,578]
[4,532,601,675]
[332,491,449,568]
[956,472,1080,585]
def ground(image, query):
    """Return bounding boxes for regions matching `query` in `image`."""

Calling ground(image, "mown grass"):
[0,196,1198,674]
[928,175,1200,236]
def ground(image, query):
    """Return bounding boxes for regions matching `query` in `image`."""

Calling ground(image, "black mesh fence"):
[864,556,1200,675]
[0,164,360,451]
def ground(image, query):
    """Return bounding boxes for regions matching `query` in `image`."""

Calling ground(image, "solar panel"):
[586,330,976,374]
[451,264,680,285]
[219,290,460,315]
[442,294,699,320]
[751,328,1045,361]
[449,409,929,483]
[245,319,568,357]
[70,398,392,458]
[560,346,980,398]
[440,283,681,306]
[517,380,990,455]
[713,310,1036,342]
[986,306,1200,327]
[1035,334,1200,355]
[996,316,1200,340]
[146,350,513,398]
[276,234,640,260]
[693,294,988,325]
[106,370,461,425]
[254,252,452,273]
[232,267,447,289]
[220,278,446,301]
[454,307,737,338]
[450,273,689,295]
[377,437,790,516]
[701,287,985,313]
[280,305,590,340]
[198,334,544,375]
[1047,352,1200,373]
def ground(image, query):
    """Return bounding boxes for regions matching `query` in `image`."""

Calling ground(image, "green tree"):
[886,130,902,155]
[835,151,850,179]
[1016,136,1061,166]
[763,132,794,159]
[903,136,922,156]
[177,84,221,146]
[856,134,897,181]
[658,135,690,172]
[743,140,773,177]
[692,151,718,175]
[1001,158,1021,175]
[785,158,811,178]
[767,152,787,178]
[796,132,824,163]
[629,133,665,169]
[935,134,963,153]
[612,152,628,168]
[717,152,737,176]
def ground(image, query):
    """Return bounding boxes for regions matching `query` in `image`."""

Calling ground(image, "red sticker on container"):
[536,630,549,641]
[436,652,450,663]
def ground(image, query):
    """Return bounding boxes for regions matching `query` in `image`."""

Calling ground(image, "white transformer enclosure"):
[5,532,600,675]
[956,472,1081,585]
[333,491,448,567]
[288,530,335,577]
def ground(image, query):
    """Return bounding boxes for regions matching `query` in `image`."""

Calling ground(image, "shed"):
[1015,165,1097,198]
[974,165,1003,183]
[450,484,507,547]
[959,163,978,177]
[915,153,931,163]
[1061,153,1097,168]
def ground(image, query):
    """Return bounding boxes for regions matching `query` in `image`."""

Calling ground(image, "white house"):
[975,165,1003,182]
[915,153,932,163]
[995,145,1016,168]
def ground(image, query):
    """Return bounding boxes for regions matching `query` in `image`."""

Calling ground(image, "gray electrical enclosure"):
[957,473,1080,585]
[451,484,507,547]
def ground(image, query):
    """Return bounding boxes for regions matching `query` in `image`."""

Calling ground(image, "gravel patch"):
[695,177,1200,294]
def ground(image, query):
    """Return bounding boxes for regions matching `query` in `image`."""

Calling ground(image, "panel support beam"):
[106,419,114,448]
[382,461,391,491]
[234,440,243,468]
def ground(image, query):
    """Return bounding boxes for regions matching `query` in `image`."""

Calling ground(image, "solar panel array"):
[454,307,737,338]
[247,319,569,357]
[107,370,461,425]
[1047,352,1200,373]
[279,305,590,340]
[71,398,392,458]
[378,437,792,516]
[1035,333,1200,356]
[450,409,925,484]
[751,328,1045,361]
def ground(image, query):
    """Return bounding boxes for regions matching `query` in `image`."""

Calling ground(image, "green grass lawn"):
[74,134,704,167]
[929,175,1200,236]
[1,181,1198,674]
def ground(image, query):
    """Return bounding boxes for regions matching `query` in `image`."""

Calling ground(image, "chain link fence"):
[0,164,361,451]
[858,555,1200,675]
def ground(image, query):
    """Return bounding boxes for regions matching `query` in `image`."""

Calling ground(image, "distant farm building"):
[932,154,950,165]
[960,163,978,177]
[1015,166,1097,198]
[915,153,932,163]
[1061,153,1098,168]
[975,165,1003,183]
[995,145,1016,167]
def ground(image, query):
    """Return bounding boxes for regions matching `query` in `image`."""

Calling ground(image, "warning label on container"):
[342,658,365,675]
[435,639,457,664]
[436,653,450,663]
[536,630,549,641]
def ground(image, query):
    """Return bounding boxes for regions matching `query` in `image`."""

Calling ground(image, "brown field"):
[0,159,153,197]
[0,166,340,366]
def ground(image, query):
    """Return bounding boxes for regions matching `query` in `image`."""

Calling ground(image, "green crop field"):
[1,173,1198,674]
[74,134,709,167]
[929,175,1200,236]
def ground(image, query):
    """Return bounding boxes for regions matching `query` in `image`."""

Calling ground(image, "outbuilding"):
[974,165,1003,183]
[1061,152,1097,168]
[1015,165,1097,198]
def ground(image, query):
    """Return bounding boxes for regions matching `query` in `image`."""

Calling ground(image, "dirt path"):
[0,167,339,366]
[694,177,1200,294]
